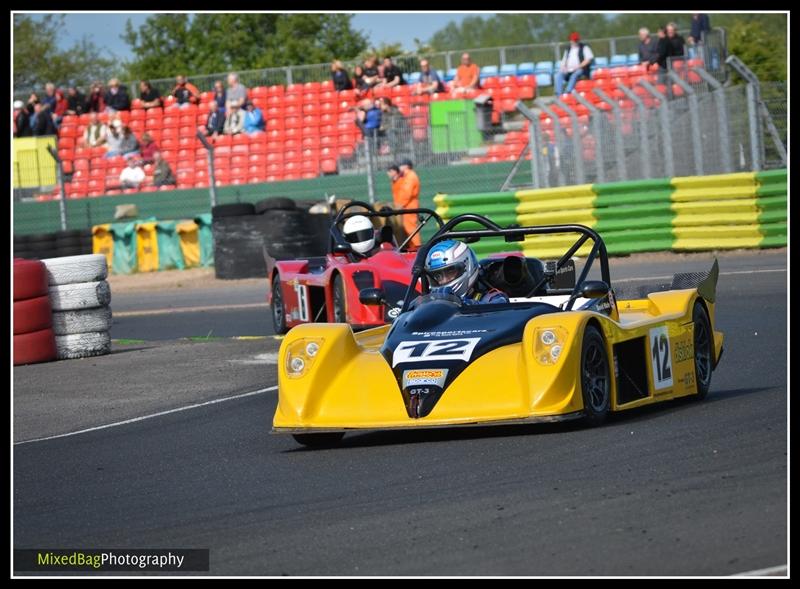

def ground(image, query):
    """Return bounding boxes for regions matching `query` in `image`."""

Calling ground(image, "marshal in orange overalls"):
[391,169,421,247]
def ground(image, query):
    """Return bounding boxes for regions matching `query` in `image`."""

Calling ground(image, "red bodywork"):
[266,242,421,330]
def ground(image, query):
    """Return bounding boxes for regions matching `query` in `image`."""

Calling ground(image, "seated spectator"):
[243,101,265,134]
[331,60,352,91]
[87,81,105,113]
[378,56,406,88]
[225,72,248,111]
[223,103,244,135]
[152,151,176,186]
[83,112,108,147]
[31,102,57,136]
[14,100,31,137]
[104,78,131,112]
[451,53,480,96]
[361,56,381,91]
[139,80,162,109]
[119,125,140,157]
[65,86,87,116]
[355,98,381,141]
[213,80,226,115]
[41,83,58,112]
[119,158,146,189]
[105,119,139,157]
[172,75,200,108]
[139,132,159,164]
[413,59,445,95]
[555,32,594,95]
[53,89,68,126]
[352,64,368,94]
[204,101,225,137]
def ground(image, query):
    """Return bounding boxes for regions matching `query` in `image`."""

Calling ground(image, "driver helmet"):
[342,214,376,255]
[425,240,479,298]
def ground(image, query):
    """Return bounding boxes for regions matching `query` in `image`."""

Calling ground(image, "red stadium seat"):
[267,85,285,96]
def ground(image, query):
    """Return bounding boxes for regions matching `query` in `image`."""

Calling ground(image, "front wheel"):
[332,274,347,323]
[271,274,288,334]
[692,302,713,400]
[580,324,611,426]
[292,432,345,448]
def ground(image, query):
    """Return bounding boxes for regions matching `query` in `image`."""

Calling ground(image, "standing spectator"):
[638,27,659,65]
[26,93,39,129]
[555,32,594,96]
[225,73,248,111]
[172,75,200,108]
[377,97,411,158]
[352,64,368,94]
[451,53,480,96]
[665,22,686,61]
[378,56,406,88]
[139,80,162,109]
[398,159,421,247]
[413,59,445,95]
[355,98,381,142]
[204,101,225,137]
[14,100,31,137]
[223,103,244,135]
[31,102,57,136]
[87,81,105,113]
[331,60,352,91]
[139,132,159,164]
[119,158,146,189]
[65,86,87,116]
[152,151,176,187]
[83,112,108,147]
[243,101,265,134]
[104,78,131,112]
[361,56,381,91]
[689,13,711,46]
[52,89,68,126]
[213,80,226,115]
[41,83,58,112]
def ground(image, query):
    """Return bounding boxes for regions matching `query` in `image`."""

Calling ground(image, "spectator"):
[377,97,411,158]
[398,159,421,247]
[14,100,31,137]
[172,75,200,108]
[555,32,594,95]
[65,86,87,116]
[355,98,381,142]
[83,112,108,147]
[243,101,265,134]
[665,22,686,61]
[378,56,405,88]
[87,81,105,113]
[26,93,39,129]
[352,64,368,94]
[152,151,176,186]
[387,163,419,246]
[451,53,480,96]
[331,60,352,91]
[119,125,140,157]
[638,27,659,66]
[41,83,58,112]
[689,13,711,46]
[361,56,381,91]
[119,158,146,189]
[105,119,139,157]
[204,101,225,137]
[52,89,68,126]
[139,80,162,109]
[31,102,57,136]
[213,80,226,115]
[139,132,159,164]
[413,59,445,95]
[223,103,244,135]
[104,78,131,112]
[225,72,248,111]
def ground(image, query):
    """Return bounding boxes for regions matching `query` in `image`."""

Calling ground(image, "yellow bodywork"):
[273,288,723,433]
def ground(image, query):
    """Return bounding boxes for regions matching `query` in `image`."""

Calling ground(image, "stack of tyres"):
[13,259,57,365]
[42,254,113,360]
[14,229,94,260]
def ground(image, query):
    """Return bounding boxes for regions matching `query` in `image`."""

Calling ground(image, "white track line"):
[732,564,788,576]
[14,386,278,446]
[615,268,786,283]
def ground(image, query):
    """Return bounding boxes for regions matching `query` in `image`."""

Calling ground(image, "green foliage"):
[726,19,787,82]
[14,14,119,91]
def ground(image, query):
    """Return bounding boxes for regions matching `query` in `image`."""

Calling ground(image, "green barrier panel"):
[596,215,675,233]
[757,195,788,212]
[755,169,787,184]
[756,183,787,198]
[594,189,673,207]
[154,221,186,271]
[435,192,517,207]
[592,178,672,194]
[109,221,138,275]
[758,209,788,225]
[760,222,788,238]
[472,238,522,257]
[440,204,518,219]
[194,213,215,268]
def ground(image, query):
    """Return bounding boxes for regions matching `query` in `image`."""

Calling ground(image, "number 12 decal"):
[649,326,673,390]
[392,338,481,367]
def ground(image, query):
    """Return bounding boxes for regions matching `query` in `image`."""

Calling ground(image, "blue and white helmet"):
[425,240,479,298]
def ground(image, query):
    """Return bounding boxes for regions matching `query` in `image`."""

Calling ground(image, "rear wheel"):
[292,432,345,448]
[692,302,713,400]
[332,274,346,323]
[580,324,611,426]
[271,274,288,334]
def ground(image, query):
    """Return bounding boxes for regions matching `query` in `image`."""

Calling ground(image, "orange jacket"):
[392,170,420,209]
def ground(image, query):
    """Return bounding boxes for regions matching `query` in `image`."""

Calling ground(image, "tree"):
[14,14,119,92]
[726,20,786,82]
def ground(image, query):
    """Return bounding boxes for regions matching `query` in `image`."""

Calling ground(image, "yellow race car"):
[273,214,724,447]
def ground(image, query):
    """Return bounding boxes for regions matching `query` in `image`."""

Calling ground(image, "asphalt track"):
[14,251,787,575]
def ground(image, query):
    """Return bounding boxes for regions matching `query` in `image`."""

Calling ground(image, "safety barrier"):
[434,170,787,258]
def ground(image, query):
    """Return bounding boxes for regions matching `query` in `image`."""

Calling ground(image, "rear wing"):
[615,258,719,302]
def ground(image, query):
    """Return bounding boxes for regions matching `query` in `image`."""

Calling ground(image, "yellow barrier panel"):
[671,198,760,215]
[516,196,596,214]
[670,186,758,202]
[135,222,160,273]
[176,221,200,268]
[517,209,596,227]
[671,172,757,188]
[92,224,114,270]
[13,136,58,188]
[673,212,761,227]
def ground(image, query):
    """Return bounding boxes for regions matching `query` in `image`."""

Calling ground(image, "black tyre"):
[255,197,296,214]
[292,432,345,448]
[27,233,57,245]
[211,203,256,218]
[55,237,83,249]
[53,246,85,258]
[54,229,83,240]
[271,274,288,335]
[692,302,713,400]
[580,324,611,426]
[332,274,346,323]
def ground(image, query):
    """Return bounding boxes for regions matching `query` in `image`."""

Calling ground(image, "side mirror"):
[579,280,610,299]
[359,287,385,306]
[333,242,352,254]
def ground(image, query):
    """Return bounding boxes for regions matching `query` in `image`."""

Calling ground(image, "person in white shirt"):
[119,157,146,189]
[555,31,594,96]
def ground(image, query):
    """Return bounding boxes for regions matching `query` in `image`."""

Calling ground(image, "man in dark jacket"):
[204,101,225,137]
[104,78,131,112]
[152,151,177,187]
[638,27,659,65]
[31,102,57,136]
[65,87,87,116]
[14,100,31,137]
[690,13,711,46]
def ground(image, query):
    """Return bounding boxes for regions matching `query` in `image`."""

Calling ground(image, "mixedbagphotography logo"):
[14,549,210,572]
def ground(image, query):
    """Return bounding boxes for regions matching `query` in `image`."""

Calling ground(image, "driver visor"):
[344,228,374,243]
[430,263,465,285]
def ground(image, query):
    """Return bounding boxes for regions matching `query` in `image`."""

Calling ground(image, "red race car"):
[265,201,443,334]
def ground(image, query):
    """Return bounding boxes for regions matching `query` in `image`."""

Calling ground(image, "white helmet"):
[342,214,375,255]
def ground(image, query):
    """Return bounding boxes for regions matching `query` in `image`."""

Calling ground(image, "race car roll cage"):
[330,200,444,256]
[399,213,612,314]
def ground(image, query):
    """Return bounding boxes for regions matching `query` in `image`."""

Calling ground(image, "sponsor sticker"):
[402,368,448,388]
